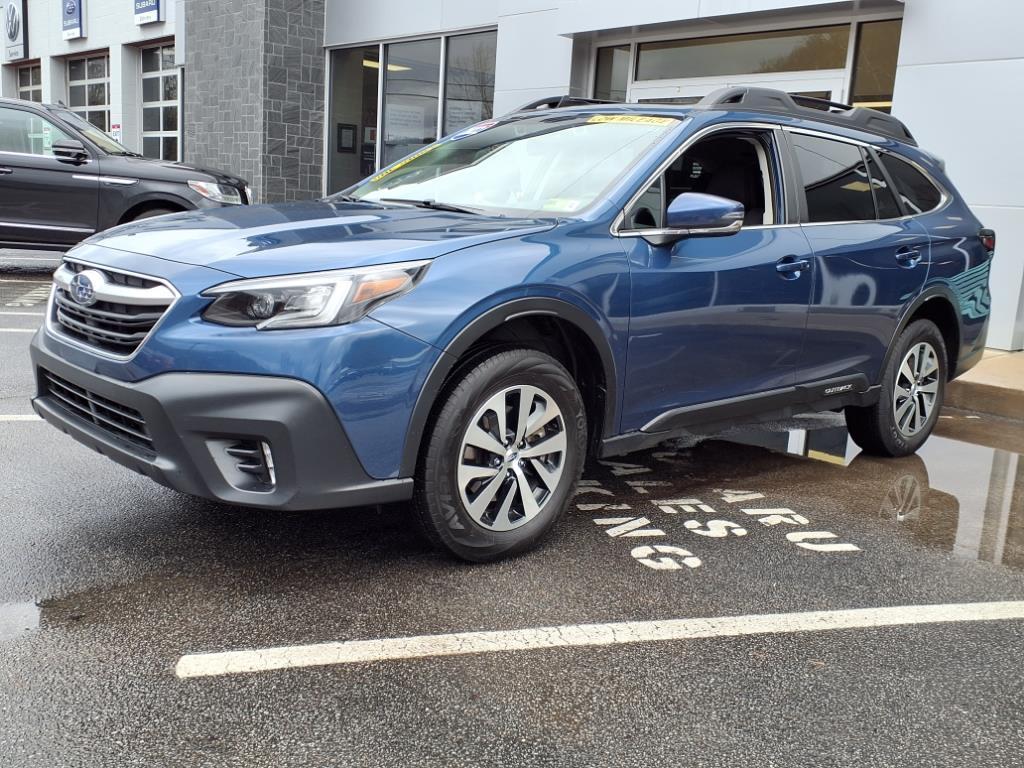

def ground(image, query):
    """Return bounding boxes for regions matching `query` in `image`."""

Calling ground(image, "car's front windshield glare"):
[343,114,681,217]
[51,108,135,155]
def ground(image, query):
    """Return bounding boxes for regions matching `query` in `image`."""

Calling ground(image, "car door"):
[620,124,815,432]
[0,105,99,248]
[786,130,930,386]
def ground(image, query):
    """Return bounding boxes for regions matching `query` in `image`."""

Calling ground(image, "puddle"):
[720,412,1024,571]
[0,601,40,641]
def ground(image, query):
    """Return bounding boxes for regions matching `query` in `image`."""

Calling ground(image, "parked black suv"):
[0,98,249,250]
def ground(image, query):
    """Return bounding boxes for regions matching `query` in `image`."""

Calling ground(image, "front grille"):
[51,262,175,356]
[41,370,154,454]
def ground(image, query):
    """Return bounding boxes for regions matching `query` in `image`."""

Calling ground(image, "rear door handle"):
[776,257,811,275]
[895,246,922,267]
[0,167,12,175]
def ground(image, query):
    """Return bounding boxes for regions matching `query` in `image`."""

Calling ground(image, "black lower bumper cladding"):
[29,332,412,510]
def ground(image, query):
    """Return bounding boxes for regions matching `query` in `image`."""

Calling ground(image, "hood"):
[97,154,248,187]
[83,201,557,278]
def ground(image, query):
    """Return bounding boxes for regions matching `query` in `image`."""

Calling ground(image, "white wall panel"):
[894,0,1024,349]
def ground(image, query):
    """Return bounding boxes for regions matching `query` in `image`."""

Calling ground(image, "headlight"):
[201,260,430,330]
[188,180,242,205]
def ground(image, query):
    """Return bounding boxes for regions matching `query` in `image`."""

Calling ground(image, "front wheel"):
[414,348,587,562]
[845,319,947,457]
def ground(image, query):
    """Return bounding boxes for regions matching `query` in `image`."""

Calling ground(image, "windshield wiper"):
[379,197,483,215]
[108,150,143,157]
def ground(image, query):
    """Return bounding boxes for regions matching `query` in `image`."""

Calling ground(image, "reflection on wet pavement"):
[720,410,1024,571]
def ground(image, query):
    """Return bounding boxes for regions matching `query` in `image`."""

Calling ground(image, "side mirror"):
[52,139,89,163]
[666,192,745,232]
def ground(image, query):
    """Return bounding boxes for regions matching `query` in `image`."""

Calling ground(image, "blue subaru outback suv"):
[30,88,993,561]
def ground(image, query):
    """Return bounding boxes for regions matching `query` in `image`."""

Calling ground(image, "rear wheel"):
[414,348,587,562]
[845,319,946,457]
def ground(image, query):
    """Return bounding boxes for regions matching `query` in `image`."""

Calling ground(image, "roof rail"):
[513,95,618,112]
[695,86,916,146]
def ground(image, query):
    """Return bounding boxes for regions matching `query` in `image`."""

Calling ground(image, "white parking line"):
[0,328,35,333]
[0,415,41,421]
[0,312,44,316]
[0,256,60,262]
[175,600,1024,679]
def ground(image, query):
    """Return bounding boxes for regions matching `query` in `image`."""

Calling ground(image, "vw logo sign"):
[65,1,77,18]
[69,273,97,306]
[5,3,20,43]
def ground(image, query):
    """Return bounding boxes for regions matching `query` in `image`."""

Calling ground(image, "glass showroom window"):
[850,19,903,113]
[141,43,180,161]
[17,64,41,102]
[327,30,497,193]
[68,54,110,132]
[635,25,850,81]
[594,45,629,101]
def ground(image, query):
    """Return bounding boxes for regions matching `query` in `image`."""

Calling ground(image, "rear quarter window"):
[879,153,943,215]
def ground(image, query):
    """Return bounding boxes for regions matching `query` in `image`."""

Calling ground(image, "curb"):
[946,379,1024,421]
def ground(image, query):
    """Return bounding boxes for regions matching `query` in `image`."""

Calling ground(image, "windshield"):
[50,107,138,156]
[342,113,681,217]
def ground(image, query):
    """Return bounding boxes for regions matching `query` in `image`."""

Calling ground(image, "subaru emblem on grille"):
[69,273,97,306]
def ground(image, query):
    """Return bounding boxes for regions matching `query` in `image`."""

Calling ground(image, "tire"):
[414,348,587,562]
[130,207,177,221]
[845,319,947,457]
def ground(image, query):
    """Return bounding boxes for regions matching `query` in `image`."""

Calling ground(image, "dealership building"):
[1,0,1021,350]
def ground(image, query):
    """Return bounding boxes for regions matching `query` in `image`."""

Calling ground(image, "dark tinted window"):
[880,153,943,215]
[865,152,901,219]
[790,133,875,223]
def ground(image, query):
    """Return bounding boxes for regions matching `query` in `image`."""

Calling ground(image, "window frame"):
[17,63,42,103]
[139,41,181,162]
[612,121,792,238]
[67,53,111,133]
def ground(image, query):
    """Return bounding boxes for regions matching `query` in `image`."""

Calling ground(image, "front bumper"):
[29,333,413,510]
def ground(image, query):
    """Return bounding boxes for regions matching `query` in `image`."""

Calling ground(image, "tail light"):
[979,228,996,256]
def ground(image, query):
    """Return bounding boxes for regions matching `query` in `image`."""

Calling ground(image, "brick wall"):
[183,0,325,203]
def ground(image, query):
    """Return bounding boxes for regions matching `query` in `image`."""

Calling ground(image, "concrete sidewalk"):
[0,249,62,278]
[947,349,1024,420]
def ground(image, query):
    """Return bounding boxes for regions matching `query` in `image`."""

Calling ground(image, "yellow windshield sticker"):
[370,144,437,182]
[587,115,677,126]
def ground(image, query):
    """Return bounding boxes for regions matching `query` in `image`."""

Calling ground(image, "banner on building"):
[3,0,28,62]
[62,0,85,41]
[134,0,163,25]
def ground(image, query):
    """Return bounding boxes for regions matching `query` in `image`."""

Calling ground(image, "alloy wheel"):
[457,385,567,532]
[892,341,940,437]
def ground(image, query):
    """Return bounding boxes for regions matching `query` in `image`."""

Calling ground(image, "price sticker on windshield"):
[587,115,677,126]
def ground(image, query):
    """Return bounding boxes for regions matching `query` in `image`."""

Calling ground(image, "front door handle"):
[0,167,12,175]
[895,246,922,268]
[776,256,811,278]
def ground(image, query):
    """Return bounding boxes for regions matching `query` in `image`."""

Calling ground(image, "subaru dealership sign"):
[134,0,163,25]
[4,0,27,62]
[62,0,85,40]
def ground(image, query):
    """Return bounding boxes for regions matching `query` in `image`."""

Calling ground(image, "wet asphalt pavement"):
[2,274,1024,766]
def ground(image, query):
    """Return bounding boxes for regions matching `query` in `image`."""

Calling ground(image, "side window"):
[864,151,901,219]
[879,153,943,215]
[790,132,875,223]
[624,130,778,230]
[0,107,73,156]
